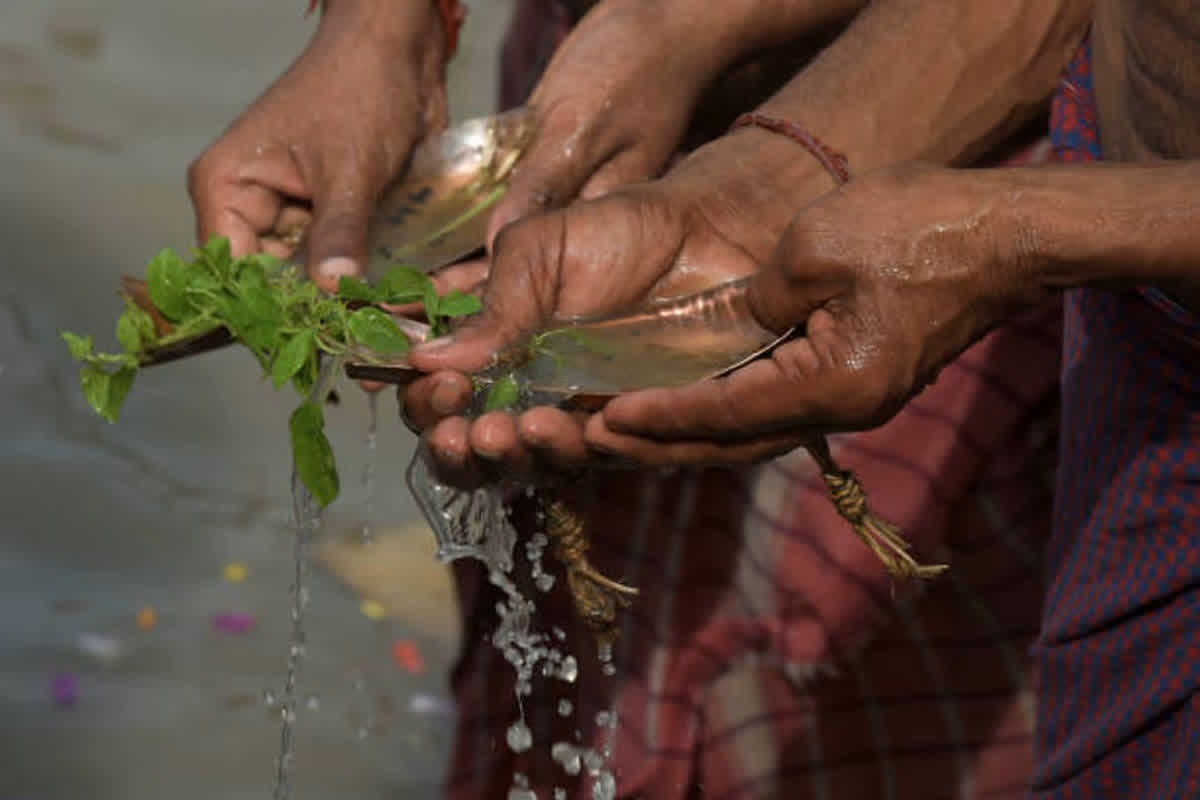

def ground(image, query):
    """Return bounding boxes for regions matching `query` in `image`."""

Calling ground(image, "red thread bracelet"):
[305,0,466,60]
[731,112,851,185]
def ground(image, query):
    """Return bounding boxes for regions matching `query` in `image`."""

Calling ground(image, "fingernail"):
[317,257,359,284]
[430,383,460,416]
[413,336,454,355]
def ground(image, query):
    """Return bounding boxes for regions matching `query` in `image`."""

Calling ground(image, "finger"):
[410,214,563,373]
[747,228,844,335]
[426,417,485,489]
[485,105,617,250]
[517,406,591,468]
[430,258,489,296]
[584,413,807,467]
[600,343,842,442]
[578,147,656,201]
[469,412,536,477]
[305,167,386,293]
[192,181,280,258]
[402,371,474,430]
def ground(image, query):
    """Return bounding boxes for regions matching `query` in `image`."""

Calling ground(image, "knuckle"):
[185,152,212,198]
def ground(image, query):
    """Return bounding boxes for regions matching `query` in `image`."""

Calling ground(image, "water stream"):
[273,356,343,800]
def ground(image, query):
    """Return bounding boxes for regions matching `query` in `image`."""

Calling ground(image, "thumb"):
[747,227,845,336]
[305,171,380,293]
[411,213,563,373]
[485,109,608,250]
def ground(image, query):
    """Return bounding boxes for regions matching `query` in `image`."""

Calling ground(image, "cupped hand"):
[591,162,1048,464]
[403,155,787,486]
[401,121,844,486]
[188,1,448,292]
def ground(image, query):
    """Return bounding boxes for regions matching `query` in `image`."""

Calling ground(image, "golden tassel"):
[543,498,639,649]
[804,436,947,579]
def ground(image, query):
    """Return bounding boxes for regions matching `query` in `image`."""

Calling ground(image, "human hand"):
[402,127,836,486]
[590,162,1048,464]
[484,0,832,248]
[188,0,448,292]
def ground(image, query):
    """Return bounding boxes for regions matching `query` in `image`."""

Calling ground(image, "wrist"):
[665,125,842,264]
[999,164,1200,294]
[313,0,461,60]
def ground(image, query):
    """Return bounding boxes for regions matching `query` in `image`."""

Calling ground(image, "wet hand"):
[484,0,780,248]
[402,174,767,486]
[591,163,1046,465]
[187,1,448,292]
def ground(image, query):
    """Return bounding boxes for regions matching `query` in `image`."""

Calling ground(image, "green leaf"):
[115,313,141,352]
[378,266,430,304]
[437,290,482,319]
[62,332,94,361]
[244,252,284,276]
[79,365,135,423]
[347,307,410,354]
[225,286,283,354]
[146,249,190,321]
[116,304,156,353]
[484,374,520,412]
[198,236,233,278]
[292,353,318,396]
[272,330,315,388]
[236,259,269,291]
[336,276,376,302]
[289,402,339,507]
[423,280,446,335]
[80,366,111,418]
[106,367,136,420]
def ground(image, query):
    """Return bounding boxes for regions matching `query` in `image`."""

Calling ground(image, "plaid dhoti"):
[445,4,1064,797]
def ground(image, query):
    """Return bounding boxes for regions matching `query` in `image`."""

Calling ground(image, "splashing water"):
[405,378,632,796]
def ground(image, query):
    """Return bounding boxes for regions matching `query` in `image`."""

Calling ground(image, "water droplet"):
[592,770,616,800]
[595,711,611,727]
[262,689,278,708]
[507,791,537,800]
[558,699,573,717]
[553,627,567,641]
[552,741,582,776]
[583,749,604,776]
[305,694,320,711]
[555,789,567,800]
[602,663,616,677]
[535,573,556,592]
[506,720,532,753]
[559,656,578,683]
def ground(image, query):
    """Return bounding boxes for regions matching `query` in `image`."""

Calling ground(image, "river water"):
[0,2,511,797]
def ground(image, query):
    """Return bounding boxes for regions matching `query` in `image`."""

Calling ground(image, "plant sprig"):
[62,236,482,507]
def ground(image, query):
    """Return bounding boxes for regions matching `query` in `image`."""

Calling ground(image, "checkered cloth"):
[443,3,1064,797]
[1032,40,1200,798]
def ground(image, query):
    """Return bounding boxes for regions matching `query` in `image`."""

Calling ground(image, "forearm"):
[592,0,865,92]
[310,0,446,64]
[1004,162,1200,292]
[734,0,1091,181]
